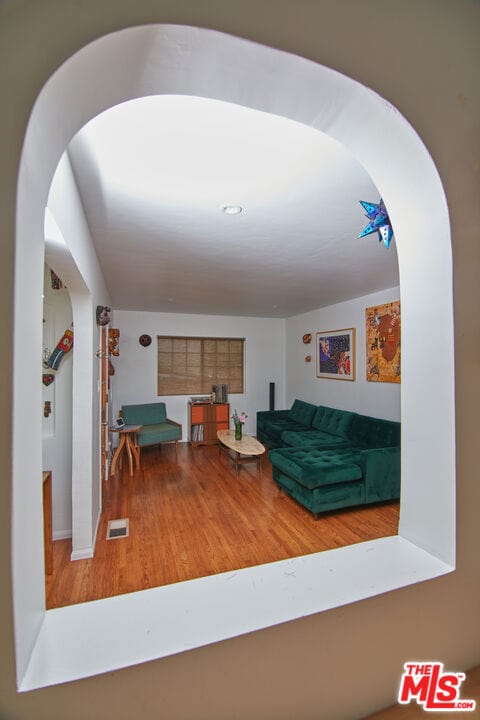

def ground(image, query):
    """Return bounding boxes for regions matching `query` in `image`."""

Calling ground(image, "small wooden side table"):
[110,425,142,477]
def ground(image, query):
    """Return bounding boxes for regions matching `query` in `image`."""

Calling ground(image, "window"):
[157,336,245,395]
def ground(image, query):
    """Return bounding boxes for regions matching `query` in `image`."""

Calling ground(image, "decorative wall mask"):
[96,305,111,326]
[305,355,312,363]
[139,334,152,347]
[44,401,52,418]
[42,373,55,387]
[108,328,120,356]
[358,199,393,248]
[302,333,312,344]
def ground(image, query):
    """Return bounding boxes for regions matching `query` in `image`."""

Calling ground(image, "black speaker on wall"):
[269,382,275,411]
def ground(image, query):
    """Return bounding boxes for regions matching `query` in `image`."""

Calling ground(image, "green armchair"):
[121,402,182,461]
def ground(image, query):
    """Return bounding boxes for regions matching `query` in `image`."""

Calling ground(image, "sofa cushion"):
[287,400,317,426]
[122,402,167,426]
[311,406,355,438]
[256,409,289,433]
[137,422,181,446]
[281,429,350,449]
[260,418,314,446]
[269,447,362,490]
[350,414,400,449]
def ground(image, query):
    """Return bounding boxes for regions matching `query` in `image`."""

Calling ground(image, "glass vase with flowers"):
[232,409,247,441]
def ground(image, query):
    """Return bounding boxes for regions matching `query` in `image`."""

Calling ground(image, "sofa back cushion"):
[350,413,400,448]
[122,402,167,426]
[288,400,317,427]
[312,406,355,438]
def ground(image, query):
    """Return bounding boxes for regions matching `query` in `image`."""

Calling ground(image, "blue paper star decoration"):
[358,199,393,248]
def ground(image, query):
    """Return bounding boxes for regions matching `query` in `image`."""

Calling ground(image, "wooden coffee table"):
[217,429,266,476]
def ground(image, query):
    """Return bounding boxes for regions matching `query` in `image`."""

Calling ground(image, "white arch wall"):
[45,207,98,557]
[43,231,74,541]
[13,25,454,689]
[13,155,110,682]
[46,153,111,559]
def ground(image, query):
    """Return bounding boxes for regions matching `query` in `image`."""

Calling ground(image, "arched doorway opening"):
[13,24,454,689]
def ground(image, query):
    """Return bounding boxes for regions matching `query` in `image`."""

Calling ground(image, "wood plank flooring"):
[46,442,399,609]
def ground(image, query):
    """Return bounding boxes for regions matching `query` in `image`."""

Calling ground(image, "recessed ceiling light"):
[222,205,243,215]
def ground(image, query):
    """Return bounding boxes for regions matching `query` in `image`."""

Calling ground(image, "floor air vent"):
[106,518,129,540]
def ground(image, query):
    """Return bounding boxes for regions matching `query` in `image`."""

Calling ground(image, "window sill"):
[20,535,453,691]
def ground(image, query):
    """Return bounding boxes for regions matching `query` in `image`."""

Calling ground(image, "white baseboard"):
[71,547,94,561]
[53,530,72,541]
[69,502,101,561]
[92,507,101,549]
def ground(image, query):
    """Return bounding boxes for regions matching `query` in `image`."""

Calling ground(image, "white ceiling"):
[67,94,398,318]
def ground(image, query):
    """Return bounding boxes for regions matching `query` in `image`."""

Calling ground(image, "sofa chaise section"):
[269,444,400,517]
[270,447,365,515]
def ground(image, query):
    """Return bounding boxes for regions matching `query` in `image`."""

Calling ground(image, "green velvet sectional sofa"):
[257,400,400,517]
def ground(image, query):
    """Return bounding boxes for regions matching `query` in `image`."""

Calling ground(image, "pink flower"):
[232,409,248,424]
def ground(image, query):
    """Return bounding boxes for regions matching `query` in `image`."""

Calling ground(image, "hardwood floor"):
[46,442,399,609]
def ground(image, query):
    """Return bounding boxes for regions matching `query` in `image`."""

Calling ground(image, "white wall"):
[42,265,73,539]
[112,310,286,438]
[286,287,400,420]
[47,153,112,558]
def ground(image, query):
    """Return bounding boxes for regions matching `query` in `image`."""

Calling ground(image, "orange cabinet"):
[189,402,230,445]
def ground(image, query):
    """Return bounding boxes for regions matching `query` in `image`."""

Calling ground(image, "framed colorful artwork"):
[365,301,401,383]
[316,328,355,381]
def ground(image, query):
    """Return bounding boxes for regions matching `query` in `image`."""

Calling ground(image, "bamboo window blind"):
[157,336,245,395]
